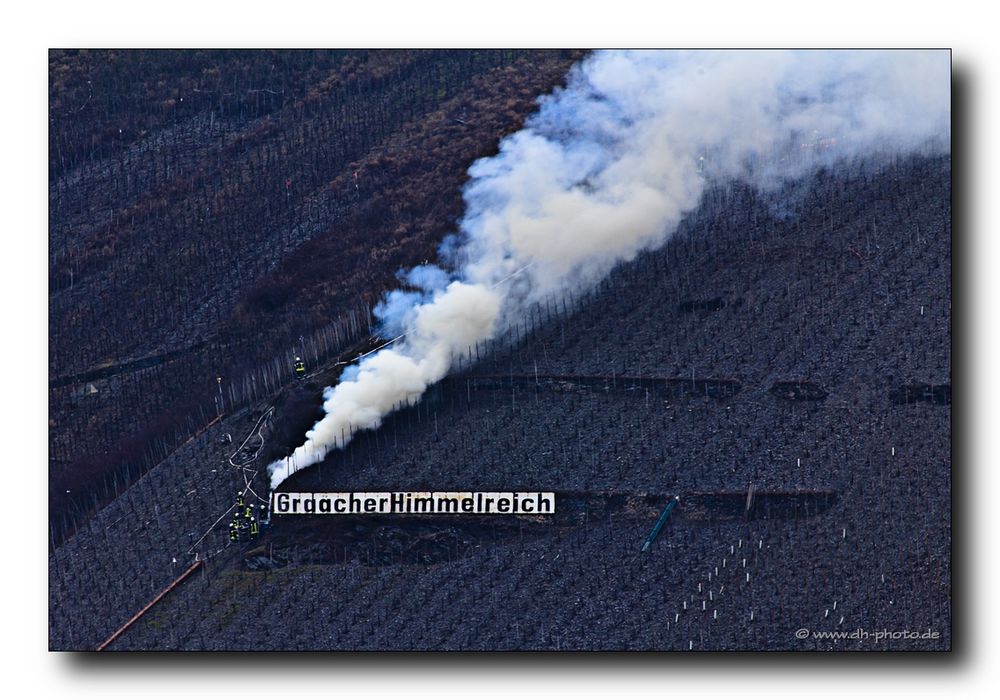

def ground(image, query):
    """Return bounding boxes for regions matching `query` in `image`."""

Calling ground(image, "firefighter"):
[294,356,306,379]
[236,492,245,509]
[243,504,253,519]
[249,516,259,538]
[229,520,239,542]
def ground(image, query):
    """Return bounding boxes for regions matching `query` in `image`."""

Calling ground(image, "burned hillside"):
[48,49,584,543]
[49,154,950,651]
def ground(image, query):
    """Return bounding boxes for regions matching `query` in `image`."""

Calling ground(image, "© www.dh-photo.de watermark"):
[795,627,940,643]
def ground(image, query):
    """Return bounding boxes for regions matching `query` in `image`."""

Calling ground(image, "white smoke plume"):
[268,49,949,489]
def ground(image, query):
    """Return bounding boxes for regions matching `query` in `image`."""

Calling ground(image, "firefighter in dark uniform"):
[249,516,259,538]
[294,357,306,379]
[229,519,239,543]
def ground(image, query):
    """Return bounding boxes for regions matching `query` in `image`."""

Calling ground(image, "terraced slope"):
[49,155,950,651]
[49,50,584,541]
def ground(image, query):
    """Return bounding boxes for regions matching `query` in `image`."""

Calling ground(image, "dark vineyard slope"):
[49,49,584,543]
[49,155,950,650]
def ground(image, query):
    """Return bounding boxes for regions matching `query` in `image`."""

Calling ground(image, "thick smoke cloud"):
[268,49,949,489]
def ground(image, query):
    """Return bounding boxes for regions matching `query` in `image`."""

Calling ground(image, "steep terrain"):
[49,49,584,542]
[49,154,950,650]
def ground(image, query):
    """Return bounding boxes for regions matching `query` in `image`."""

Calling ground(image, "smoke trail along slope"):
[268,49,949,489]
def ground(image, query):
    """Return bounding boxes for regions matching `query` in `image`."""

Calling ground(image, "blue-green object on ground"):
[641,496,680,552]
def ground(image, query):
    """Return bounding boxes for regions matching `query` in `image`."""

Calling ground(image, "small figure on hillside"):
[294,357,306,379]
